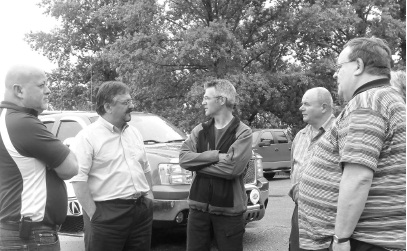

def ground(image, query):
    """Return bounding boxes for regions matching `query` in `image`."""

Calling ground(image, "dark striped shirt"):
[298,79,406,250]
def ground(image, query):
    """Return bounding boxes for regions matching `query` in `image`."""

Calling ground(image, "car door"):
[55,117,89,146]
[270,130,291,163]
[41,119,56,135]
[253,131,280,170]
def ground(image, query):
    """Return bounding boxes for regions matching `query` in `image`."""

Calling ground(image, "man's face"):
[202,87,221,117]
[299,90,323,125]
[21,73,50,113]
[333,47,358,101]
[110,93,134,124]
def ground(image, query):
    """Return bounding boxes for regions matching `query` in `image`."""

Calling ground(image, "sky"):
[0,0,57,101]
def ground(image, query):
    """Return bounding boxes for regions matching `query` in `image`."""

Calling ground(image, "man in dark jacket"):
[180,79,252,251]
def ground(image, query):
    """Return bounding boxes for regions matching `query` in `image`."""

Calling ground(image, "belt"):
[0,221,57,231]
[106,196,145,204]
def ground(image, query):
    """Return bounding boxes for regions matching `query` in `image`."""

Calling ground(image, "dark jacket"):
[179,116,252,216]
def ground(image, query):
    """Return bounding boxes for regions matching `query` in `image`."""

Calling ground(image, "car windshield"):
[128,114,187,144]
[252,131,260,145]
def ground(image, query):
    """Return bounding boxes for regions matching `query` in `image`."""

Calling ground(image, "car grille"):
[59,216,83,233]
[243,159,256,185]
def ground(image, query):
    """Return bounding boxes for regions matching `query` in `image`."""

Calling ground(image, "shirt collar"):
[301,114,336,134]
[0,101,39,117]
[320,114,336,131]
[352,78,390,99]
[98,116,129,133]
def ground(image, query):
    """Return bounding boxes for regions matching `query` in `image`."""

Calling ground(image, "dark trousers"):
[350,239,388,251]
[0,225,60,251]
[289,203,300,251]
[187,208,245,251]
[83,197,153,251]
[289,204,330,251]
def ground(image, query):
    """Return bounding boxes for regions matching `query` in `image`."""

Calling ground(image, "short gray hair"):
[203,79,237,109]
[344,37,392,78]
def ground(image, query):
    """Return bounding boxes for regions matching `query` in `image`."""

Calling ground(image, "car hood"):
[144,142,183,159]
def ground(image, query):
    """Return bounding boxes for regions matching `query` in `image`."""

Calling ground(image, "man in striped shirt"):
[299,37,406,251]
[289,87,335,251]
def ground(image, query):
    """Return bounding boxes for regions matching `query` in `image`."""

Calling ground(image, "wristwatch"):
[333,235,350,243]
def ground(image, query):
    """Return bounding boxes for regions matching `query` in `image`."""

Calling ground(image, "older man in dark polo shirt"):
[0,65,78,250]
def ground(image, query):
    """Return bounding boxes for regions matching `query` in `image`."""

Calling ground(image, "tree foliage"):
[26,0,406,134]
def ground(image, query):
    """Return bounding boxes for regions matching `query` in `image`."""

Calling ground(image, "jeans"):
[187,208,245,251]
[83,196,153,251]
[0,227,59,251]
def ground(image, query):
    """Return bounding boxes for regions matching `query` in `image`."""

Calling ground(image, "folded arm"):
[197,127,252,180]
[179,125,220,171]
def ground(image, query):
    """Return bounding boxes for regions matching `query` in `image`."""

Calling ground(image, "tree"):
[26,0,406,134]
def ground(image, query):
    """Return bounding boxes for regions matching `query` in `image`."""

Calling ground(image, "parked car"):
[39,111,269,236]
[252,129,292,179]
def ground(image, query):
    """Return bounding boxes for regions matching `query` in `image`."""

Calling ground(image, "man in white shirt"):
[70,81,154,251]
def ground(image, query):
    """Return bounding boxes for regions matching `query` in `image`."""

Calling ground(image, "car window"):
[274,131,289,143]
[252,131,260,144]
[43,121,55,134]
[128,114,186,143]
[260,131,274,144]
[56,120,83,142]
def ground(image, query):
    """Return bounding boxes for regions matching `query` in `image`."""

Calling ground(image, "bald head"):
[5,65,45,90]
[300,87,334,128]
[4,64,50,113]
[304,87,333,110]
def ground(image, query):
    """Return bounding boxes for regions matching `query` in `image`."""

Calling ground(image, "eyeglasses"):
[202,96,223,102]
[334,60,355,72]
[116,99,134,106]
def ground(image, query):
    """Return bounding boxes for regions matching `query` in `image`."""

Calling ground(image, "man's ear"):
[13,84,23,98]
[104,103,112,114]
[354,58,364,76]
[219,96,226,106]
[321,103,328,113]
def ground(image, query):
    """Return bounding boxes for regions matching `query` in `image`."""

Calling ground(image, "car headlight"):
[158,163,192,185]
[249,188,260,205]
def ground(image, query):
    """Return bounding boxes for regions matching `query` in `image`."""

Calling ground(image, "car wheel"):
[264,173,275,180]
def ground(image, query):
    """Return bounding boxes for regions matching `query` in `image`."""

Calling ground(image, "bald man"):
[0,65,78,250]
[288,87,335,251]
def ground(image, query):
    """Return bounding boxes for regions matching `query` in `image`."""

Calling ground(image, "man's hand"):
[145,190,154,200]
[333,241,350,251]
[88,207,97,221]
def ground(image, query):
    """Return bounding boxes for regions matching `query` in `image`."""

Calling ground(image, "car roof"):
[39,110,155,118]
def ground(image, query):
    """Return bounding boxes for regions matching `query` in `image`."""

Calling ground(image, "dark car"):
[39,111,269,236]
[252,129,292,179]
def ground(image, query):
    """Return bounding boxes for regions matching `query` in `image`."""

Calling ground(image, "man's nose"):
[44,85,51,94]
[333,71,338,79]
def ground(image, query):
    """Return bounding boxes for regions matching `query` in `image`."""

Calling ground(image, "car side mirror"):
[258,141,271,147]
[63,137,75,148]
